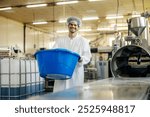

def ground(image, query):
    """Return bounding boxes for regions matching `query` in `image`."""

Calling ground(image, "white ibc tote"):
[96,60,109,79]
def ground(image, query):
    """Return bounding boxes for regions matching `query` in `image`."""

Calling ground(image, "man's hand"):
[78,56,83,62]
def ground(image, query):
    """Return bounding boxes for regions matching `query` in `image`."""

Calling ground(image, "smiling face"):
[68,21,79,33]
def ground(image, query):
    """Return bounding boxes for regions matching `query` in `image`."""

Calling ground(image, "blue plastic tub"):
[34,48,80,80]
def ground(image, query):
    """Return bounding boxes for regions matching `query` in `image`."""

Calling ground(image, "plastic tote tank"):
[34,48,80,80]
[96,60,109,79]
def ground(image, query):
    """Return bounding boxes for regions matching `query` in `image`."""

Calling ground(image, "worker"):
[53,16,92,92]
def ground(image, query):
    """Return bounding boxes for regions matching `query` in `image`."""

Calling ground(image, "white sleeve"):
[79,40,92,66]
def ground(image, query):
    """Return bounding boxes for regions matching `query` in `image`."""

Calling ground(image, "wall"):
[25,26,53,54]
[0,16,23,51]
[0,16,53,54]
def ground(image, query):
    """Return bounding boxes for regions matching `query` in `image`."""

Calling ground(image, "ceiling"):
[0,0,150,41]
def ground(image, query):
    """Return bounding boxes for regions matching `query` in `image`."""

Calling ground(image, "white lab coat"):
[53,34,92,92]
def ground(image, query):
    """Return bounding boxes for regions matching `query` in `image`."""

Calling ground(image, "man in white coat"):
[53,16,92,92]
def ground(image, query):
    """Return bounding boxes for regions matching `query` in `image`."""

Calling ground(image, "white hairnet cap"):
[67,16,82,27]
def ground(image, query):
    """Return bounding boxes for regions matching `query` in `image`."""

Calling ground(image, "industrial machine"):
[111,16,150,77]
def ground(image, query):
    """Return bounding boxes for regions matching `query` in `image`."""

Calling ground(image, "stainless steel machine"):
[111,16,150,78]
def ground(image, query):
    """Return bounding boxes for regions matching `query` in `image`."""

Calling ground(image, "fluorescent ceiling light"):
[89,0,104,2]
[97,26,127,31]
[82,33,99,36]
[97,27,114,31]
[0,7,12,11]
[117,27,128,30]
[0,48,11,51]
[32,21,48,25]
[82,16,99,21]
[26,4,47,8]
[56,1,79,5]
[111,23,127,27]
[58,19,66,23]
[56,30,68,33]
[106,15,124,19]
[131,14,141,17]
[97,27,127,31]
[79,29,92,32]
[57,28,92,33]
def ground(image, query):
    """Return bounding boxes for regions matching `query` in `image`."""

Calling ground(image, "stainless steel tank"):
[130,17,146,37]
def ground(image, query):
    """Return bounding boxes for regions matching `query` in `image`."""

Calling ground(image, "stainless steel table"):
[27,78,150,100]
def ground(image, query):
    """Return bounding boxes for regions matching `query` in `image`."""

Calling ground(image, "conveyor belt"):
[27,78,150,100]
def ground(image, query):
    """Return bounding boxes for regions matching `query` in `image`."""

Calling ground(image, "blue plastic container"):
[34,48,80,80]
